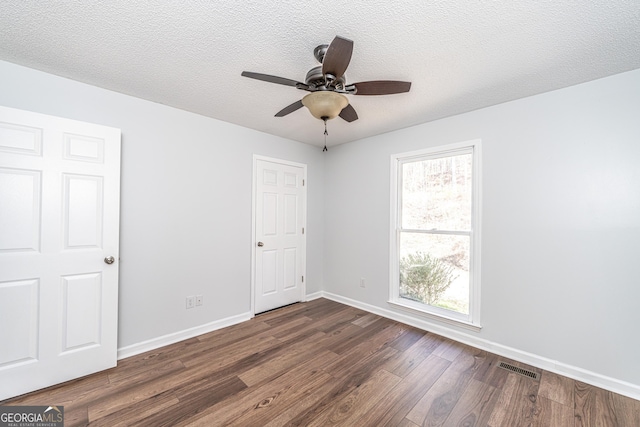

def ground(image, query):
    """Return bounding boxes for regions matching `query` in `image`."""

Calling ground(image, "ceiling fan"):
[241,36,411,123]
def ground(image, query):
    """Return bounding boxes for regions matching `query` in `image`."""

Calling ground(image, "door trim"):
[251,155,307,316]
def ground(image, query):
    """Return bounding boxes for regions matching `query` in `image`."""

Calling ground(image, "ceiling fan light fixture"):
[301,91,348,120]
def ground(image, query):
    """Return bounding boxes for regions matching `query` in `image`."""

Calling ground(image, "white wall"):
[0,60,325,349]
[323,69,640,392]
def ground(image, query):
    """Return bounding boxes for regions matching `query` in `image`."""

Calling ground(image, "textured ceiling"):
[1,1,639,147]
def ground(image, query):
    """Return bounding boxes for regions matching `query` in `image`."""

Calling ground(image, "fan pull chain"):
[323,118,328,152]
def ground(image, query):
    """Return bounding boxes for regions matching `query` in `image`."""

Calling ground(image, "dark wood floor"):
[3,298,639,426]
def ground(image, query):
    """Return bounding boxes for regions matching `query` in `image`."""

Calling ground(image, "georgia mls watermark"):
[0,406,64,427]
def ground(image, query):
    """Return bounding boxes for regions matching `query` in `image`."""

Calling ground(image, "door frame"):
[251,155,307,316]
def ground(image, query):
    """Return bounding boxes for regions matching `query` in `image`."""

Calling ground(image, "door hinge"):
[302,179,305,186]
[302,276,304,283]
[302,227,305,234]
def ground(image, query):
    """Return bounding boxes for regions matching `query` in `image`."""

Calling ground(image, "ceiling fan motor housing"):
[313,44,329,63]
[305,66,346,90]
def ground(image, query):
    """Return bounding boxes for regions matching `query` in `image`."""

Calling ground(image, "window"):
[390,140,481,330]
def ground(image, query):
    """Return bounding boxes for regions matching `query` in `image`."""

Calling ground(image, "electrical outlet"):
[186,296,195,309]
[196,295,203,306]
[360,278,366,288]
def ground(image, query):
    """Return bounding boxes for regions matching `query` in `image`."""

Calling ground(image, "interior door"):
[0,106,121,400]
[254,157,306,314]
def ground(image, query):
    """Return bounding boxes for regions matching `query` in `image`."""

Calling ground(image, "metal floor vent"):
[497,362,540,380]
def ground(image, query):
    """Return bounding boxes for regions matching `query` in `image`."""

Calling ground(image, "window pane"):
[401,154,472,231]
[399,232,469,315]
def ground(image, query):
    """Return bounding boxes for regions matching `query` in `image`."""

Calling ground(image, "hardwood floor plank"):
[309,322,364,353]
[441,378,500,426]
[0,370,110,406]
[388,325,427,351]
[322,343,399,381]
[286,347,399,426]
[181,316,314,369]
[298,298,350,320]
[382,332,444,378]
[111,337,200,375]
[532,395,574,427]
[328,316,397,355]
[431,337,466,361]
[59,407,88,427]
[137,376,246,427]
[472,352,511,389]
[325,320,409,366]
[86,360,186,420]
[108,359,186,387]
[262,316,316,343]
[261,375,343,427]
[87,390,180,427]
[357,354,451,426]
[3,378,98,427]
[196,318,272,346]
[255,302,310,324]
[171,370,246,404]
[574,381,620,427]
[180,334,280,369]
[12,361,182,426]
[397,419,422,427]
[405,347,486,426]
[314,306,368,333]
[228,372,336,427]
[260,311,314,329]
[487,372,539,427]
[611,392,640,426]
[180,351,338,426]
[260,299,341,326]
[538,370,575,407]
[306,369,403,426]
[351,312,379,327]
[271,319,327,345]
[272,307,352,341]
[88,333,278,421]
[238,331,329,387]
[4,299,638,426]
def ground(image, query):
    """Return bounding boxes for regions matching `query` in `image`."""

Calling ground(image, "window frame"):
[389,139,482,331]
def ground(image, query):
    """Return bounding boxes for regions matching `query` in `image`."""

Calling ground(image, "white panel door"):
[0,106,120,400]
[254,157,306,314]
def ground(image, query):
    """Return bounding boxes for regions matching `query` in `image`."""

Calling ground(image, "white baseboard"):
[117,311,252,360]
[305,291,323,301]
[320,291,640,401]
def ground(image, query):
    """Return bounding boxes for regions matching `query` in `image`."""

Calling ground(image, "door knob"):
[257,242,264,247]
[104,256,115,264]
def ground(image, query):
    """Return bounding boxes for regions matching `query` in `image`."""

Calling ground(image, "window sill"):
[388,300,482,333]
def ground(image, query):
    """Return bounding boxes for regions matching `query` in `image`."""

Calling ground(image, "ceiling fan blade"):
[241,71,303,87]
[351,80,412,95]
[322,36,353,79]
[339,104,358,122]
[275,100,304,117]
